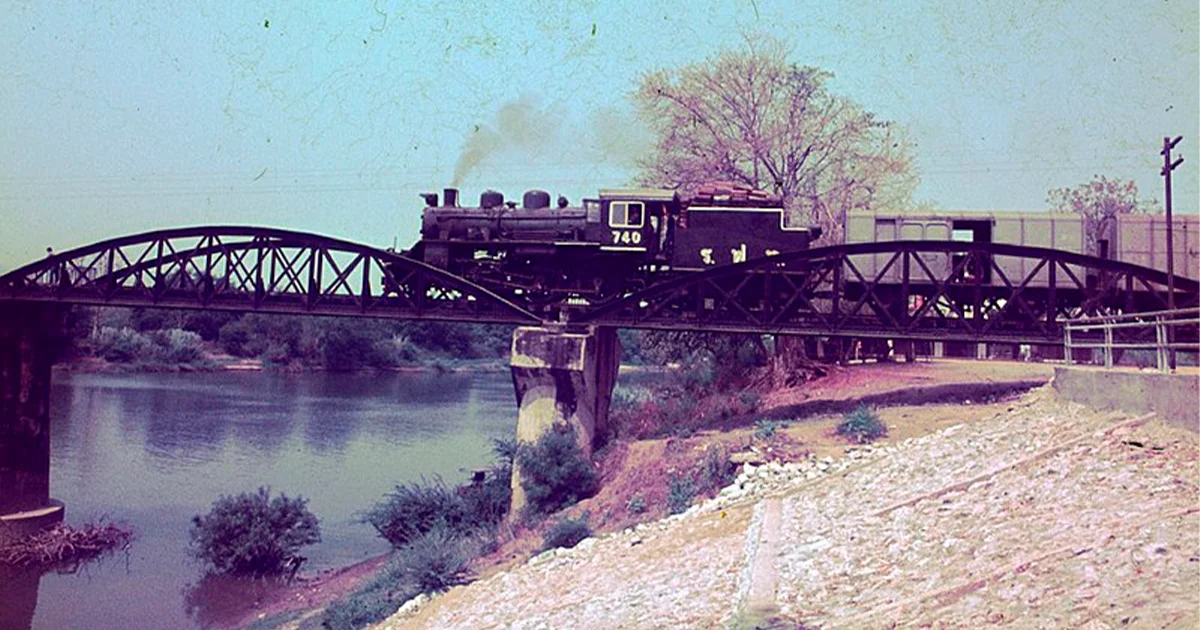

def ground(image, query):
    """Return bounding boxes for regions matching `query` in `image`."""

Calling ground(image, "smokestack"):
[443,188,459,207]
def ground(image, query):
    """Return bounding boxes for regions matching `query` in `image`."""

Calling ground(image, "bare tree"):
[634,37,915,244]
[1047,176,1158,256]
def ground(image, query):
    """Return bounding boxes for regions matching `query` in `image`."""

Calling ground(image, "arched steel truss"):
[0,227,540,324]
[573,241,1200,344]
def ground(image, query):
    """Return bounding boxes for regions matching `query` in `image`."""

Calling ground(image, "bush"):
[754,419,786,441]
[396,527,469,593]
[667,475,697,514]
[457,470,511,530]
[542,514,592,551]
[148,328,205,363]
[627,494,647,514]
[363,478,468,548]
[516,428,599,517]
[189,487,320,577]
[698,445,735,493]
[836,405,887,444]
[92,326,154,363]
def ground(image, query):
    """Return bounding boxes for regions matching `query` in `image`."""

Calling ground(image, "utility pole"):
[1160,135,1183,370]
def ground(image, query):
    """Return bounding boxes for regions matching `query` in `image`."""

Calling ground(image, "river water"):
[3,370,517,630]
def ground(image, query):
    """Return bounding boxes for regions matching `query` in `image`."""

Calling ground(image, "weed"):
[627,494,648,514]
[698,444,735,493]
[836,405,887,444]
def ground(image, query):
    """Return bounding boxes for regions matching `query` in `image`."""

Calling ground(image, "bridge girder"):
[0,226,541,325]
[572,241,1200,345]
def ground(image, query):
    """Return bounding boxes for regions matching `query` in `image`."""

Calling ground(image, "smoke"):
[452,95,563,186]
[450,96,653,187]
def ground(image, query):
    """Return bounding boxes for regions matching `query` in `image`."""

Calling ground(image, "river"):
[3,369,518,630]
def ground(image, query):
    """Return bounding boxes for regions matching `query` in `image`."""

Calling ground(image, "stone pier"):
[0,302,65,537]
[508,326,620,515]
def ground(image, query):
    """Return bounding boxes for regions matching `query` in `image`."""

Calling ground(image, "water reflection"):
[0,565,40,630]
[26,370,515,630]
[182,573,288,629]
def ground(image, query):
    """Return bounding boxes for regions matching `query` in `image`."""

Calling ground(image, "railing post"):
[1064,324,1073,365]
[1155,315,1168,373]
[1103,320,1113,368]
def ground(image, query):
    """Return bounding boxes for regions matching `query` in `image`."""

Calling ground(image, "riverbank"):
[384,384,1200,628]
[229,359,1071,630]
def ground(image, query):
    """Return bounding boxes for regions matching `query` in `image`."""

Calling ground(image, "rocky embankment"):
[379,386,1199,629]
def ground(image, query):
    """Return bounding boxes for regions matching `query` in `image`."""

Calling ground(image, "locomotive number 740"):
[612,231,642,245]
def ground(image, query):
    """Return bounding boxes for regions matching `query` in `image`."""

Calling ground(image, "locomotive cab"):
[592,189,680,261]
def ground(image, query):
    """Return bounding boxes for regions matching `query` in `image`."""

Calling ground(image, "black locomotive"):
[405,185,822,305]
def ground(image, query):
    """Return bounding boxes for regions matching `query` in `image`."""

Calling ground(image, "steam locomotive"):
[406,186,822,304]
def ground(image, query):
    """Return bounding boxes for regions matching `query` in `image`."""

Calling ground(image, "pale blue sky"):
[1,0,1197,272]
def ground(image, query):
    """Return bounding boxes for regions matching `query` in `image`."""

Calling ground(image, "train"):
[407,185,822,304]
[405,184,1199,308]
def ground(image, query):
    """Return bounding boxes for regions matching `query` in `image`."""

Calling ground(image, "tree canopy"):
[1047,175,1159,252]
[634,38,915,242]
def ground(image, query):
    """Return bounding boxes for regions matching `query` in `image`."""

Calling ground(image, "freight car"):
[406,186,821,304]
[845,210,1200,286]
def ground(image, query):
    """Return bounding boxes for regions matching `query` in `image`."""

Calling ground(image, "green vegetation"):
[395,527,470,592]
[667,474,698,514]
[754,419,787,441]
[541,513,592,551]
[322,560,419,630]
[64,305,513,371]
[516,428,600,518]
[188,487,320,577]
[836,405,888,444]
[362,477,472,548]
[626,493,647,514]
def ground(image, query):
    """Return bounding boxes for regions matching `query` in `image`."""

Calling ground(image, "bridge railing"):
[1063,307,1200,372]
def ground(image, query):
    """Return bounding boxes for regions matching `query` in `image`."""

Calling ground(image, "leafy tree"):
[634,36,915,243]
[1048,175,1159,256]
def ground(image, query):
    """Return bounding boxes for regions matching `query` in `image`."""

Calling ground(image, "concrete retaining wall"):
[1052,367,1199,433]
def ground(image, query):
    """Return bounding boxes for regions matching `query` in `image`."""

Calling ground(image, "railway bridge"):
[2,226,1197,523]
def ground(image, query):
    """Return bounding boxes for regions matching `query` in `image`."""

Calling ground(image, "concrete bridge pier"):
[508,326,620,516]
[0,302,65,538]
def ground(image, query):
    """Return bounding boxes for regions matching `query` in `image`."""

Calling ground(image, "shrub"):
[754,419,787,441]
[516,428,599,517]
[698,445,735,493]
[627,494,648,514]
[836,405,888,444]
[396,527,469,593]
[149,328,205,364]
[457,470,511,530]
[542,514,592,551]
[363,477,467,548]
[189,487,320,577]
[667,475,697,515]
[92,326,154,363]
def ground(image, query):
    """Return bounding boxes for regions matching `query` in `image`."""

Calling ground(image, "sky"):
[1,0,1197,273]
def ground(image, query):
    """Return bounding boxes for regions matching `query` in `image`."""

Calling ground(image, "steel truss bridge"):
[1,227,1197,347]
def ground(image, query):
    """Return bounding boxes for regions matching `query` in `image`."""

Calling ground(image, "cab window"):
[609,201,645,229]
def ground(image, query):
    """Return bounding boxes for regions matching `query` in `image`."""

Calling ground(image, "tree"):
[634,37,915,244]
[634,37,912,383]
[1047,176,1159,256]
